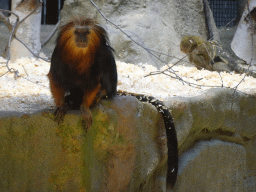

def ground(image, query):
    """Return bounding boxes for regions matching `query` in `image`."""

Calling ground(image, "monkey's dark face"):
[74,27,90,48]
[180,36,208,54]
[180,40,193,54]
[180,36,197,54]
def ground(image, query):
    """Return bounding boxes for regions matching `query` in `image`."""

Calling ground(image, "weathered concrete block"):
[173,140,247,192]
[0,96,168,192]
[1,88,256,191]
[166,88,256,192]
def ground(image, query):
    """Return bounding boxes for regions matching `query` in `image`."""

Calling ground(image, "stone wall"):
[0,88,255,191]
[168,88,256,191]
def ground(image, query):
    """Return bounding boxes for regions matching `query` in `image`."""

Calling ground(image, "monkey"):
[180,35,256,77]
[48,18,178,189]
[48,18,117,130]
[180,35,216,71]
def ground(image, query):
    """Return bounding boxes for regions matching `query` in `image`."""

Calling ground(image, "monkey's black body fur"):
[50,42,117,101]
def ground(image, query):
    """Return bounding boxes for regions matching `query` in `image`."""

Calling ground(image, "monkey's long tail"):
[117,90,178,189]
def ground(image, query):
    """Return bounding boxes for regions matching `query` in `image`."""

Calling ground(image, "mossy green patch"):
[91,107,124,161]
[0,103,137,191]
[0,112,93,191]
[48,115,89,191]
[0,114,58,191]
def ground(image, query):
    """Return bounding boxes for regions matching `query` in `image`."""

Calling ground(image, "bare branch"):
[0,12,12,31]
[0,4,50,62]
[41,20,60,47]
[0,10,20,78]
[15,37,50,62]
[0,9,20,36]
[0,7,49,80]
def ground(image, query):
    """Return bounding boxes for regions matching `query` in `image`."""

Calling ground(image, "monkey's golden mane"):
[56,18,109,74]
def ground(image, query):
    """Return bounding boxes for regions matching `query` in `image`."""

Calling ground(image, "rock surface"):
[0,88,255,191]
[0,96,168,192]
[175,140,247,192]
[167,88,256,192]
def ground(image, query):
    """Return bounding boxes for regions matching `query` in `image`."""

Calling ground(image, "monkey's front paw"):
[81,108,92,132]
[54,105,67,124]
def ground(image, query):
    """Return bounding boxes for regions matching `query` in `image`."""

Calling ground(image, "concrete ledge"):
[0,88,255,191]
[0,96,168,191]
[167,88,256,191]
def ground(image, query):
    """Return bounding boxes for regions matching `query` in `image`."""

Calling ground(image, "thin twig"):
[15,37,50,62]
[202,42,224,87]
[0,11,12,31]
[22,65,29,77]
[1,9,20,78]
[0,9,20,59]
[0,8,50,62]
[0,7,50,80]
[0,70,11,77]
[21,76,48,88]
[41,20,60,47]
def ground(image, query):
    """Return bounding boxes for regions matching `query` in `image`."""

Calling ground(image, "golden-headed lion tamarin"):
[48,18,117,129]
[48,18,178,189]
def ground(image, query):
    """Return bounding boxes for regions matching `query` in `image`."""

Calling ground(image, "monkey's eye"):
[189,39,193,44]
[74,28,89,36]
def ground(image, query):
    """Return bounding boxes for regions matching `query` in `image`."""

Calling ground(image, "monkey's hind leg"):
[81,83,105,132]
[48,74,67,124]
[189,50,213,71]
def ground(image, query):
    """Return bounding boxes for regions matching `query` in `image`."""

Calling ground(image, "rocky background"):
[60,0,208,68]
